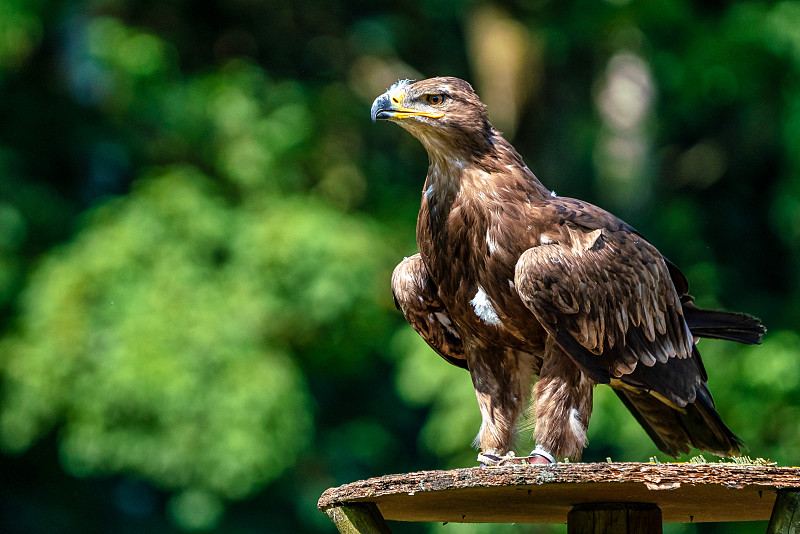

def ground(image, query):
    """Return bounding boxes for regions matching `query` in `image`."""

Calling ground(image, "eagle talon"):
[524,453,555,465]
[477,449,555,466]
[496,449,557,466]
[477,452,504,467]
[525,448,556,464]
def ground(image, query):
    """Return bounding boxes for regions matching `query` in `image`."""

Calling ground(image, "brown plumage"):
[372,77,765,463]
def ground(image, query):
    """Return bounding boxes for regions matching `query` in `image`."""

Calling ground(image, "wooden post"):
[326,502,392,534]
[766,490,800,534]
[567,503,662,534]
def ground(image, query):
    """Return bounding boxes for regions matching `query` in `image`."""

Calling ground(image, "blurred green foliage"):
[0,0,798,533]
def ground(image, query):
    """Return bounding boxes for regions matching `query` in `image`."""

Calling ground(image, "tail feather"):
[613,296,758,457]
[682,296,766,345]
[613,384,743,458]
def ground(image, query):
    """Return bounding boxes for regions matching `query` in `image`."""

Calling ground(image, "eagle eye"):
[423,93,446,106]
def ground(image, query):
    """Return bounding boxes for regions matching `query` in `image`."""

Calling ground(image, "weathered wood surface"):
[318,462,800,525]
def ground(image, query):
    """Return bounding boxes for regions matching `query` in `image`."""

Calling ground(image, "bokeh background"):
[0,0,798,532]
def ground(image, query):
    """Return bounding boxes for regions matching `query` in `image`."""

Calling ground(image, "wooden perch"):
[319,462,800,533]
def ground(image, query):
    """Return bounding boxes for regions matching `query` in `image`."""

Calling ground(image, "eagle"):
[371,77,765,465]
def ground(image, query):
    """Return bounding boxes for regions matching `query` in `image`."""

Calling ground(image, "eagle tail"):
[682,296,766,345]
[613,383,744,459]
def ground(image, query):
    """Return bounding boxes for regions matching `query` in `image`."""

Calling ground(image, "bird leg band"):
[526,448,556,463]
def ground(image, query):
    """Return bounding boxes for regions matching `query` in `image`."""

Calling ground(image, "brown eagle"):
[371,77,765,465]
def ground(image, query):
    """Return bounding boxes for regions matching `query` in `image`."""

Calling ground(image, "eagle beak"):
[371,87,444,123]
[371,92,393,122]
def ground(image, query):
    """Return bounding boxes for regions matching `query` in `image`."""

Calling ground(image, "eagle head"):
[371,77,495,160]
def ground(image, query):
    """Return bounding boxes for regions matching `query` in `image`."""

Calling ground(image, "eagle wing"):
[514,201,700,408]
[392,254,467,369]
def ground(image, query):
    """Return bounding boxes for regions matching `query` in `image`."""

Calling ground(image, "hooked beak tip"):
[371,92,391,122]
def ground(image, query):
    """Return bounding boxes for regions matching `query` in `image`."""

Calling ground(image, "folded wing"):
[515,218,700,404]
[514,206,744,456]
[392,254,467,369]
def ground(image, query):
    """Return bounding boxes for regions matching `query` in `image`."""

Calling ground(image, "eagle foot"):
[523,448,557,464]
[477,449,555,467]
[478,452,504,467]
[520,452,555,465]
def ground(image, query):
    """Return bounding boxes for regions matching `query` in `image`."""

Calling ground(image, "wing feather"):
[392,254,467,369]
[514,211,700,406]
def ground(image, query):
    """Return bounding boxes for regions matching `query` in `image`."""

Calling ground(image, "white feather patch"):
[471,286,503,326]
[472,421,485,449]
[435,311,461,339]
[486,229,498,254]
[434,311,452,328]
[569,408,585,441]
